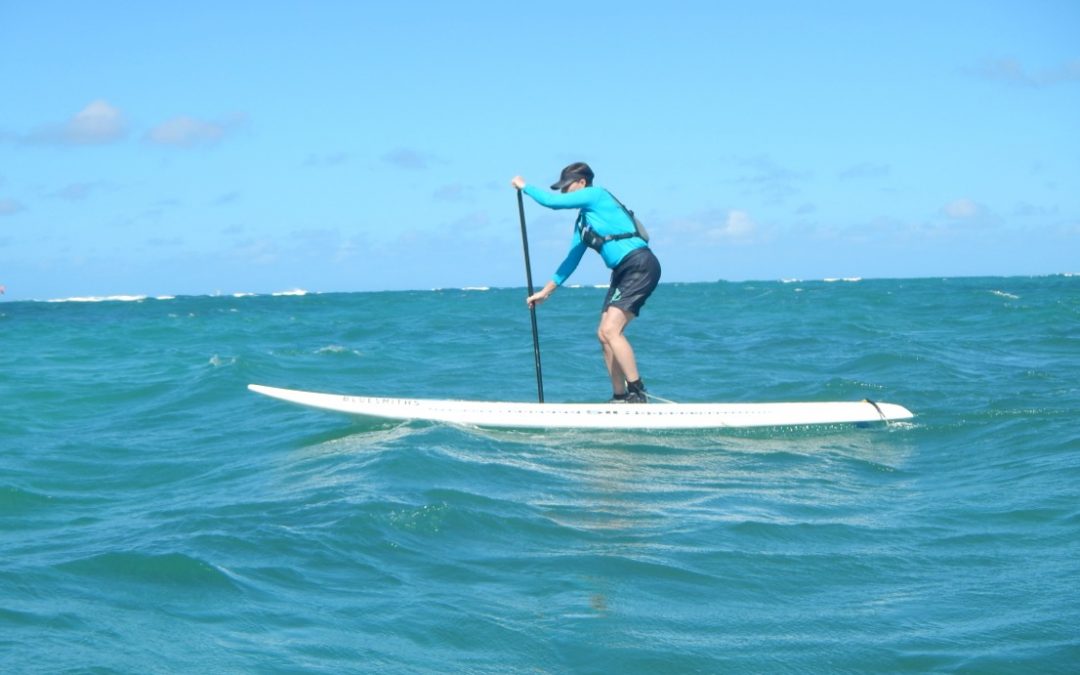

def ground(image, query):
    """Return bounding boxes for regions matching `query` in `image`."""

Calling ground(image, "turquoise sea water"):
[2,277,1078,673]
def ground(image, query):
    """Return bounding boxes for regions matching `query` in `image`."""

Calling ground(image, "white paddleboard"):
[248,384,913,430]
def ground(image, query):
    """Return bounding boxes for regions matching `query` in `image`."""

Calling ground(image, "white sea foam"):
[272,289,308,297]
[47,294,147,303]
[991,290,1020,300]
[316,345,361,356]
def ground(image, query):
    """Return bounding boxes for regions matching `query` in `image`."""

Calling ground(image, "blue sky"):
[1,1,1077,300]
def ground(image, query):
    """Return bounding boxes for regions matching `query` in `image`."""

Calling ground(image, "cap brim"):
[550,178,574,190]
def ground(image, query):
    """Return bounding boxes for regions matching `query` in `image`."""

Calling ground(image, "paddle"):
[516,189,545,403]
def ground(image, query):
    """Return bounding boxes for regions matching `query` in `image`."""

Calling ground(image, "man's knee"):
[597,318,622,345]
[597,324,611,345]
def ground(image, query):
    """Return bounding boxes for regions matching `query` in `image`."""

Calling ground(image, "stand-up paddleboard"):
[248,384,913,430]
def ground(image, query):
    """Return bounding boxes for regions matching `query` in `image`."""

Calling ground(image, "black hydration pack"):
[576,190,650,252]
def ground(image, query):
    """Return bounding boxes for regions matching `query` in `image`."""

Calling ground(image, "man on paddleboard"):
[511,162,661,403]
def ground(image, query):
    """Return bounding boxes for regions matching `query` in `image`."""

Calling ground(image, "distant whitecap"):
[47,295,148,303]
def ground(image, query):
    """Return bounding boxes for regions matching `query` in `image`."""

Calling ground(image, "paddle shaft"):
[516,189,545,403]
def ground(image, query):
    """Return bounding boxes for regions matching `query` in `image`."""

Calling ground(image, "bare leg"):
[597,306,638,394]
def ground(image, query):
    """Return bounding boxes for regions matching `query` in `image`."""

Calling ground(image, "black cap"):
[550,162,594,190]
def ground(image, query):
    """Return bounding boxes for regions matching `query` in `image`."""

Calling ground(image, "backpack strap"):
[603,190,649,243]
[574,191,650,252]
[576,208,637,252]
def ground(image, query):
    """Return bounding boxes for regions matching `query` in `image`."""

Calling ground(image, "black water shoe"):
[626,379,648,403]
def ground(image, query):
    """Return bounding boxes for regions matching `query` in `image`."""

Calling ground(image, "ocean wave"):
[5,277,1076,674]
[316,345,363,357]
[208,354,238,367]
[46,294,148,303]
[0,485,55,514]
[55,551,240,589]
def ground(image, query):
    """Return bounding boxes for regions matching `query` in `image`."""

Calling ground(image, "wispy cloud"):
[838,162,891,180]
[146,113,247,147]
[381,147,435,170]
[231,237,279,266]
[25,100,128,145]
[673,208,761,243]
[211,191,242,206]
[1012,201,1058,218]
[0,198,25,216]
[433,183,469,201]
[303,152,351,167]
[50,182,108,201]
[711,209,757,240]
[939,198,1003,230]
[286,228,371,265]
[732,156,808,204]
[941,198,982,220]
[9,102,248,149]
[970,58,1080,88]
[144,236,185,248]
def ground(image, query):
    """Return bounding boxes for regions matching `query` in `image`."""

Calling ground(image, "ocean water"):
[2,277,1078,673]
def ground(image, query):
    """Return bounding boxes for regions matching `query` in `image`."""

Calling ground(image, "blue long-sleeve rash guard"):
[522,184,647,286]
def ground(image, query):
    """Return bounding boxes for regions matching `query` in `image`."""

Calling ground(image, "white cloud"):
[942,198,981,219]
[669,208,763,245]
[716,210,757,238]
[0,198,25,216]
[972,58,1080,88]
[692,209,759,241]
[146,113,246,147]
[332,237,361,264]
[28,99,128,145]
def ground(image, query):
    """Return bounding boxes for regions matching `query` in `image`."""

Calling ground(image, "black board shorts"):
[602,247,661,317]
